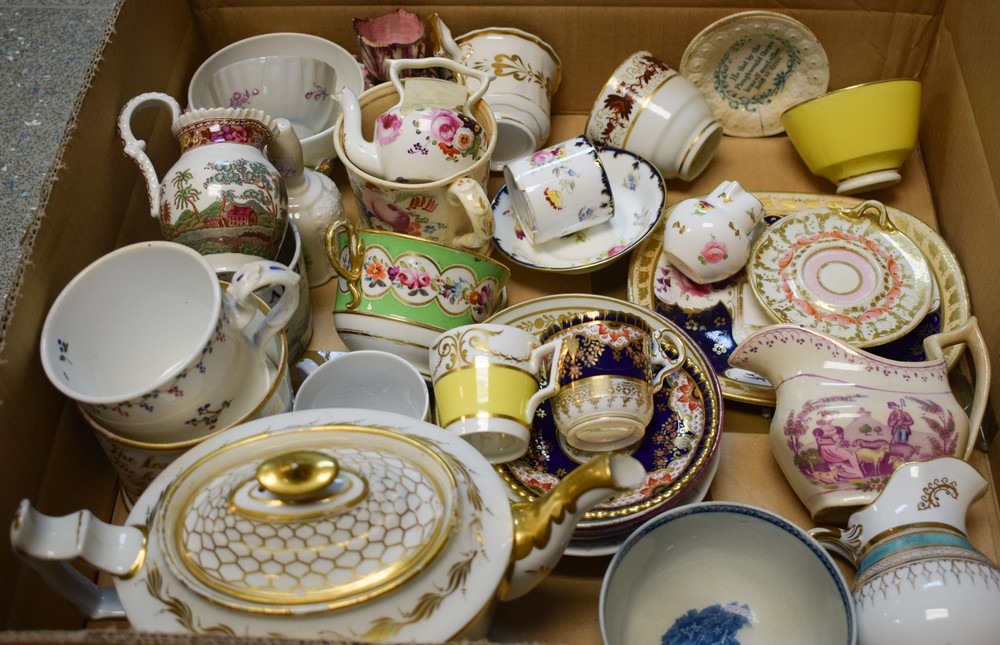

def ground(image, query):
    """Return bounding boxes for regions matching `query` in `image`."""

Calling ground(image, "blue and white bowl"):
[600,502,857,645]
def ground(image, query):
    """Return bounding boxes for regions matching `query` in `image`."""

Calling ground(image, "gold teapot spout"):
[501,452,645,601]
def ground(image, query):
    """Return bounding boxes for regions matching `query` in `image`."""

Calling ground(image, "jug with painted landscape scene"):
[728,316,990,523]
[119,92,289,259]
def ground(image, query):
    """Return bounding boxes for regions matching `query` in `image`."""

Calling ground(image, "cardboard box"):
[1,0,998,642]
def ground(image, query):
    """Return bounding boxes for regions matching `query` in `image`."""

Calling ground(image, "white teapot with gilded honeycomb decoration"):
[11,408,644,641]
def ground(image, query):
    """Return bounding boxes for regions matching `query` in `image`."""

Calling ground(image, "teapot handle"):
[118,92,183,220]
[10,500,144,619]
[388,57,492,114]
[923,316,991,460]
[226,260,301,361]
[325,218,364,309]
[446,178,495,252]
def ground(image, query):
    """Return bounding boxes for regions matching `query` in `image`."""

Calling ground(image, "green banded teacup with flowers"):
[326,218,510,378]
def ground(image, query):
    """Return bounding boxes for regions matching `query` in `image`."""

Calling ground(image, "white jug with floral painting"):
[729,316,990,523]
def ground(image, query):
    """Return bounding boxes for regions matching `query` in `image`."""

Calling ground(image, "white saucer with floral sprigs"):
[491,146,665,274]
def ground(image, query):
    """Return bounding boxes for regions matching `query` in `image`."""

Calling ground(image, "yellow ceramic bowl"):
[781,79,921,195]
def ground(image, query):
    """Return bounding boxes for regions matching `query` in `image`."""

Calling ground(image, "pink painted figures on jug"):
[729,317,991,523]
[119,92,289,260]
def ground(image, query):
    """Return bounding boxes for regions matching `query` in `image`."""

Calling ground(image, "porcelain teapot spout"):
[337,57,493,183]
[503,452,646,600]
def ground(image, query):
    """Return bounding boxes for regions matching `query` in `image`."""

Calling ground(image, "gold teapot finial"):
[256,450,339,502]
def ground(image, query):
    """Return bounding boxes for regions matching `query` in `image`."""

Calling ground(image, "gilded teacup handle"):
[651,329,687,392]
[923,316,991,460]
[324,218,364,309]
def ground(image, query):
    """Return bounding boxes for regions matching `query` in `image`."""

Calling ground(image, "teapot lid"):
[156,424,460,615]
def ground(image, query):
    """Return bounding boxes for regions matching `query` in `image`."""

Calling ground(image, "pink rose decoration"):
[699,240,729,264]
[397,267,418,288]
[425,108,463,145]
[416,272,432,288]
[375,113,403,146]
[364,192,411,232]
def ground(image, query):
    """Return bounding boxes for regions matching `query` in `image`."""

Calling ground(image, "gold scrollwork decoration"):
[917,477,960,510]
[145,563,236,635]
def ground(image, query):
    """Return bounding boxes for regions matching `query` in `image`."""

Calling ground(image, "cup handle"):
[324,218,364,308]
[650,329,687,392]
[922,316,991,460]
[10,500,143,619]
[117,92,182,219]
[526,338,563,416]
[446,178,495,252]
[226,260,301,358]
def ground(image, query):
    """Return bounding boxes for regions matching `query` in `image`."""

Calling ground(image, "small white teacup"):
[429,323,561,463]
[503,136,615,245]
[293,350,430,421]
[40,241,299,439]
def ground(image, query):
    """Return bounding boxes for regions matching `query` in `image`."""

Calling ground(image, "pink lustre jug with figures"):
[729,317,990,523]
[119,92,289,259]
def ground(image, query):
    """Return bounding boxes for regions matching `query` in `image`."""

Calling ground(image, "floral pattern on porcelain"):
[355,244,499,321]
[586,51,676,147]
[353,181,455,242]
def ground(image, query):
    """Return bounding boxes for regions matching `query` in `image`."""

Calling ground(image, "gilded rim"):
[780,78,920,118]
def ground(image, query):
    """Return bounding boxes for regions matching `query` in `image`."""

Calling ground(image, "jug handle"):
[226,260,301,360]
[10,500,144,620]
[324,218,364,309]
[426,13,465,61]
[118,92,183,220]
[388,57,493,114]
[923,316,991,460]
[807,525,862,568]
[446,178,495,252]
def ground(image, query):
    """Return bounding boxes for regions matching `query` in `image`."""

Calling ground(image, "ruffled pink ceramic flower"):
[426,108,463,145]
[375,112,404,146]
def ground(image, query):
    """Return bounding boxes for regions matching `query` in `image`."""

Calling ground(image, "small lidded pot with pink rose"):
[337,57,493,183]
[662,180,764,284]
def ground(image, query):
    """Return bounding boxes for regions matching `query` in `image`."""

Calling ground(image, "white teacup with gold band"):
[539,310,686,455]
[429,323,562,463]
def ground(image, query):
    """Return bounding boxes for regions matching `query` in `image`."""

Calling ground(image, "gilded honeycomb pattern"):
[177,445,447,609]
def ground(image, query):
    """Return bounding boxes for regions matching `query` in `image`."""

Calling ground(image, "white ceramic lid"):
[680,11,829,137]
[158,426,458,615]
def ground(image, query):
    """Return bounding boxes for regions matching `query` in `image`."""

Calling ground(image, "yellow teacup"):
[429,323,561,463]
[781,79,921,195]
